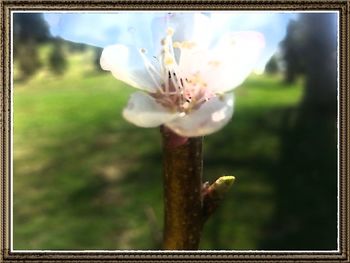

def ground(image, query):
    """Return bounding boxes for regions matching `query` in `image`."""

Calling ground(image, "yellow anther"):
[187,73,208,87]
[164,55,174,65]
[167,27,174,36]
[191,73,201,84]
[208,60,221,67]
[173,42,181,48]
[182,41,196,49]
[173,41,196,49]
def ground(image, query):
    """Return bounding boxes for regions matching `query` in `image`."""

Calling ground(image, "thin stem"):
[161,126,203,250]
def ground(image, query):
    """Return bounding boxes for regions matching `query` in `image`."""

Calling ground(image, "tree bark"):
[161,126,203,250]
[161,126,235,250]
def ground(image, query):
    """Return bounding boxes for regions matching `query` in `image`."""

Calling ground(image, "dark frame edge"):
[339,0,350,261]
[1,0,11,261]
[1,0,349,11]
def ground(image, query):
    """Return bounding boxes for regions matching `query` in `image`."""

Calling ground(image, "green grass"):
[13,45,303,250]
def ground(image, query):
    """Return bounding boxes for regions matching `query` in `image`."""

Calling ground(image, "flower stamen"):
[138,48,163,93]
[149,27,216,115]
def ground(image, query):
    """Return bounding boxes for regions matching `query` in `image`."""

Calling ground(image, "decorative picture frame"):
[1,0,349,262]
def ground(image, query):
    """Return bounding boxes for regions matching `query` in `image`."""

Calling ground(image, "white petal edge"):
[201,31,265,93]
[100,44,161,92]
[166,93,234,137]
[151,13,212,55]
[182,13,213,49]
[122,91,180,128]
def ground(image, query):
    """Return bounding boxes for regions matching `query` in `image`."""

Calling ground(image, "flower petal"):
[202,31,265,93]
[177,46,210,76]
[166,93,234,137]
[178,13,212,48]
[100,44,161,92]
[43,13,159,49]
[151,13,212,58]
[209,12,298,71]
[123,92,180,127]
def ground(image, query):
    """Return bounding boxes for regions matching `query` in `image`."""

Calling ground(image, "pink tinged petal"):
[178,47,210,76]
[202,31,265,93]
[166,93,234,137]
[100,44,161,92]
[122,92,180,128]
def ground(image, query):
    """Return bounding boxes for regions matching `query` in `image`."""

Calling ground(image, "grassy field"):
[13,44,304,250]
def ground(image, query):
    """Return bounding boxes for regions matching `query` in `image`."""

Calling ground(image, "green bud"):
[211,176,235,198]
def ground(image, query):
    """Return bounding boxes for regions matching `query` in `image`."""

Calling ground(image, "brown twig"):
[161,126,203,250]
[161,126,235,250]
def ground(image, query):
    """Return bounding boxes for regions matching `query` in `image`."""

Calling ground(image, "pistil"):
[141,27,214,115]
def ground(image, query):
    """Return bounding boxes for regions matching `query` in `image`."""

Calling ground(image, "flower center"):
[139,27,213,114]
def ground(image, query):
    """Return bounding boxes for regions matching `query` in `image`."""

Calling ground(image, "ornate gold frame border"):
[1,0,349,262]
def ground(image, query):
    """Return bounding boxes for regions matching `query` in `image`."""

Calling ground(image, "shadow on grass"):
[259,104,337,250]
[199,99,337,250]
[14,118,165,249]
[13,74,337,250]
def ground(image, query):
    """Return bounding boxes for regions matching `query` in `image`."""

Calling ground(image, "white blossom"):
[100,13,265,137]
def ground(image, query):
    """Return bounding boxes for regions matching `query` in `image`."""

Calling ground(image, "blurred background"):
[13,12,337,250]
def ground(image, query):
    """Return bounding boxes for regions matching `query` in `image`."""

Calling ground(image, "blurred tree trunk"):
[281,20,302,84]
[262,13,338,250]
[298,14,337,110]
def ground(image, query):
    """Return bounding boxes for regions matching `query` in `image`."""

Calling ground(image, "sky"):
[42,11,301,72]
